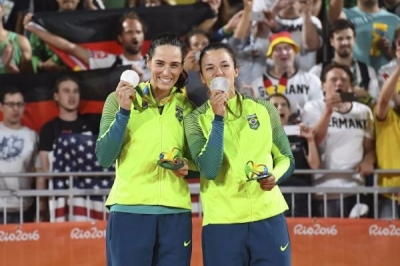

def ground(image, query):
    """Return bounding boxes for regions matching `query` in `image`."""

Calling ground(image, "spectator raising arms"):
[378,27,400,90]
[271,0,323,71]
[0,0,32,73]
[374,48,400,219]
[24,12,151,81]
[27,0,82,72]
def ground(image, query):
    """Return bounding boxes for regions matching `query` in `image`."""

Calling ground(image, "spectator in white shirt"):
[0,87,39,224]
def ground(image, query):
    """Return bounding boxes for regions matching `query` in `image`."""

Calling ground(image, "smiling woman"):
[184,42,295,266]
[96,33,197,266]
[146,35,188,101]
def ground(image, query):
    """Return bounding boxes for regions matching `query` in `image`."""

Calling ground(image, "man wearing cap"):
[250,31,323,119]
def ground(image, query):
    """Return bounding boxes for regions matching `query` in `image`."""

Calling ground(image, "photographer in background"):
[184,29,210,106]
[302,63,375,218]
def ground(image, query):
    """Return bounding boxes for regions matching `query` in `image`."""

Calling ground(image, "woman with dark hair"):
[184,42,294,266]
[96,33,195,266]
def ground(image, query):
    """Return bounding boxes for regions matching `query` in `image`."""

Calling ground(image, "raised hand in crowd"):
[243,0,253,10]
[352,86,369,99]
[84,0,105,10]
[203,0,220,15]
[0,9,32,74]
[299,122,320,170]
[239,82,255,97]
[375,33,400,120]
[184,50,200,72]
[232,0,252,40]
[300,0,313,15]
[115,81,136,111]
[299,123,314,141]
[23,13,68,72]
[324,91,342,113]
[1,40,16,72]
[310,0,322,17]
[271,0,292,14]
[197,0,223,33]
[297,0,322,16]
[22,12,32,29]
[222,10,244,35]
[260,10,280,34]
[376,37,393,58]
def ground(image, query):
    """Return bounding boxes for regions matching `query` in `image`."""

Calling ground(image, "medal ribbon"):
[132,81,176,111]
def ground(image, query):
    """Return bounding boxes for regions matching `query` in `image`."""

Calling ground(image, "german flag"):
[0,66,131,133]
[31,4,215,70]
[263,73,288,95]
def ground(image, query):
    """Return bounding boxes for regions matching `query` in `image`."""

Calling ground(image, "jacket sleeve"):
[184,110,224,180]
[95,92,130,168]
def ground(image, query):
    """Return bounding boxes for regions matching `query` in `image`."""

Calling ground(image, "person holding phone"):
[184,42,295,266]
[96,33,195,266]
[301,62,376,218]
[268,93,320,217]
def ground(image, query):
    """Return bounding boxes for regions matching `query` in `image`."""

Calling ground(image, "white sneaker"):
[349,203,369,218]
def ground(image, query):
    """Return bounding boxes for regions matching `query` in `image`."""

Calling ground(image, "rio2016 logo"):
[70,227,106,239]
[0,229,40,242]
[369,224,400,236]
[294,224,338,236]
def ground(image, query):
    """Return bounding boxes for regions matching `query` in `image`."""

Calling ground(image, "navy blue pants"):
[106,212,192,266]
[202,213,291,266]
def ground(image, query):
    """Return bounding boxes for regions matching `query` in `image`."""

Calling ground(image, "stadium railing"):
[0,169,399,223]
